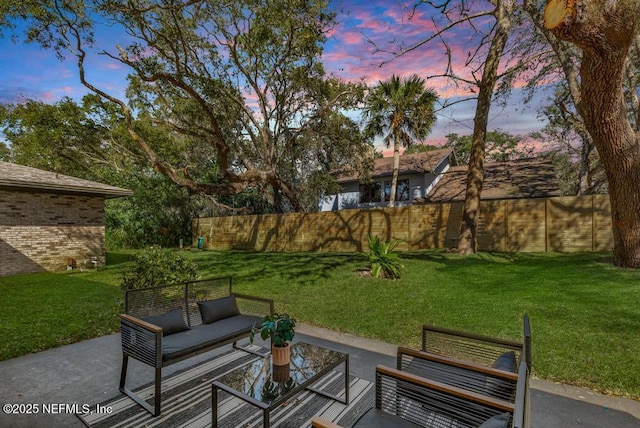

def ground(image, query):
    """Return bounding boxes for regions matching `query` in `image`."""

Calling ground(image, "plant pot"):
[272,342,291,366]
[272,362,291,383]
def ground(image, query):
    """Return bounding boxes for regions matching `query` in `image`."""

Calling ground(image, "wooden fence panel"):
[506,199,547,252]
[593,195,614,251]
[409,204,455,249]
[477,200,507,252]
[548,196,594,252]
[444,202,464,249]
[194,195,613,253]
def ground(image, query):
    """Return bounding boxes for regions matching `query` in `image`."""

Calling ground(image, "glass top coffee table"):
[211,342,349,427]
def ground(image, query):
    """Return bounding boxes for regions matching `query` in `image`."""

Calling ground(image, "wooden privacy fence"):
[193,195,613,253]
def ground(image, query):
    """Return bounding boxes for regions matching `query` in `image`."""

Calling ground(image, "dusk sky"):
[0,0,548,150]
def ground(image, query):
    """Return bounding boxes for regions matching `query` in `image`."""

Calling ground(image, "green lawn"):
[1,250,639,399]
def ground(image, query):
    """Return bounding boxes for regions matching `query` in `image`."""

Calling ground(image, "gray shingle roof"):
[336,148,454,183]
[416,157,560,203]
[0,161,133,198]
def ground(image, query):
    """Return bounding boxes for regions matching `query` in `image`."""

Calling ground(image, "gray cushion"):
[479,412,511,428]
[492,351,517,372]
[143,308,189,337]
[198,295,240,324]
[485,351,517,399]
[162,314,260,360]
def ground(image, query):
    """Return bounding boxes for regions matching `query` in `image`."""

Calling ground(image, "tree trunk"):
[389,137,400,208]
[545,0,640,267]
[382,130,400,208]
[577,141,593,195]
[457,0,514,254]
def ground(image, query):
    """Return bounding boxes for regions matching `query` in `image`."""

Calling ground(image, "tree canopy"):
[1,0,371,213]
[445,130,533,164]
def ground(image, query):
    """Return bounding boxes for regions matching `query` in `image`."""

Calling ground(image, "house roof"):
[0,161,133,198]
[417,157,561,203]
[336,148,454,183]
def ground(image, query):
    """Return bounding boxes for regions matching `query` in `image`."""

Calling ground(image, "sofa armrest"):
[512,359,530,428]
[120,314,162,367]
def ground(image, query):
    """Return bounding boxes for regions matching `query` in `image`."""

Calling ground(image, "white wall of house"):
[320,151,455,211]
[321,174,425,211]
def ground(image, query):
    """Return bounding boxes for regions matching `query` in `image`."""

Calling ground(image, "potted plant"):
[250,313,296,366]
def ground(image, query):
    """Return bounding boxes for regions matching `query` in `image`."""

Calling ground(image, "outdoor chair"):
[312,315,531,428]
[421,315,531,372]
[395,314,531,404]
[312,363,526,428]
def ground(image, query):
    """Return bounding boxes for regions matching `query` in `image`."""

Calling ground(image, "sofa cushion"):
[198,295,240,324]
[162,314,260,360]
[485,351,517,399]
[143,308,189,337]
[479,412,511,428]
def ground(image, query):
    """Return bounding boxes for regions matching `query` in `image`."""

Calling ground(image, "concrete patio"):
[0,324,638,427]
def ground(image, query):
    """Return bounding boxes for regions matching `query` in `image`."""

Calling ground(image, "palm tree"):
[363,74,438,207]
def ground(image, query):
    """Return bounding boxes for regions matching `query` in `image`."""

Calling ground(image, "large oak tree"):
[544,0,640,267]
[1,0,370,212]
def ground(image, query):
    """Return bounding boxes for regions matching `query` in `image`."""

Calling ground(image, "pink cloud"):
[341,31,363,45]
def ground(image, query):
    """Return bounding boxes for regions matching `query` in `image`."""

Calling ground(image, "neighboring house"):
[416,157,561,203]
[0,162,132,277]
[321,148,458,211]
[321,151,560,211]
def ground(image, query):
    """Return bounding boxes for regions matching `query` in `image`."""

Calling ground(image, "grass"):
[1,249,640,399]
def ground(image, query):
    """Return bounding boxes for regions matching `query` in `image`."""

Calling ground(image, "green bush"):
[119,246,199,290]
[366,235,404,279]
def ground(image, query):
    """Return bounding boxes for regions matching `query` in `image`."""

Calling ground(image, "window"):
[359,182,381,203]
[384,179,410,202]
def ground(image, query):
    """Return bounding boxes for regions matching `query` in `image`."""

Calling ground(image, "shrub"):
[119,246,199,290]
[366,235,404,279]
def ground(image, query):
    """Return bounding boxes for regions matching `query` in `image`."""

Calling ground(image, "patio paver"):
[0,324,638,427]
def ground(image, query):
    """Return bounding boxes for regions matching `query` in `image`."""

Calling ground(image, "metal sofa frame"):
[119,277,273,416]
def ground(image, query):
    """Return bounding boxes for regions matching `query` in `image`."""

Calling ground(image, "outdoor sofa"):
[119,277,273,416]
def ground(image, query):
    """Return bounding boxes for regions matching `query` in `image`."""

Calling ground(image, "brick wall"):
[0,190,106,277]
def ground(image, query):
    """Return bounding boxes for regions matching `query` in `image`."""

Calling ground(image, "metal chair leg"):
[119,354,162,416]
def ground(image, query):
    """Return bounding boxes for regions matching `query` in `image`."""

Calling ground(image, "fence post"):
[545,198,550,253]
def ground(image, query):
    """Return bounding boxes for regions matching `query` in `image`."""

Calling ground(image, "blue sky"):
[0,0,548,148]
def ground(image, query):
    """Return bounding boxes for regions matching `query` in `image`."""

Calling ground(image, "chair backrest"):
[125,283,187,319]
[184,277,233,326]
[422,324,524,367]
[124,276,233,327]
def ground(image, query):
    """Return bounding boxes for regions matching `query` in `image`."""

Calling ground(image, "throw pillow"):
[485,351,518,398]
[492,351,517,372]
[198,295,240,324]
[143,308,189,336]
[478,412,511,428]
